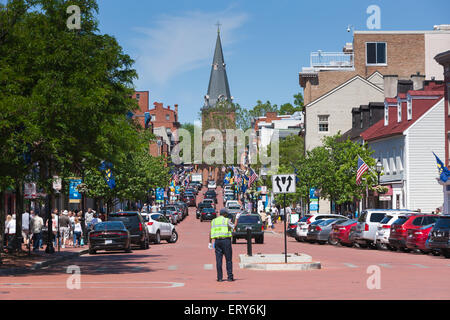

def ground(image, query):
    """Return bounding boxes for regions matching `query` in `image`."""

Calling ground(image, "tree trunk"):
[15,181,23,252]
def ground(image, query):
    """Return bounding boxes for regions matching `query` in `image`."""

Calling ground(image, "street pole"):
[284,193,287,264]
[45,194,54,254]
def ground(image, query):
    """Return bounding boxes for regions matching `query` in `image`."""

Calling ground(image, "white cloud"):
[130,9,248,86]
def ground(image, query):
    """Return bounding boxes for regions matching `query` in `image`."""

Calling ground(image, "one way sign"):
[272,174,296,194]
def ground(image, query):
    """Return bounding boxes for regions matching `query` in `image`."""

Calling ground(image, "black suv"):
[197,202,213,219]
[428,215,450,258]
[204,190,217,204]
[107,211,150,249]
[232,214,264,244]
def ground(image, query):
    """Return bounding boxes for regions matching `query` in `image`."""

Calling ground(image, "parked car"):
[304,220,327,243]
[88,221,131,254]
[225,200,240,209]
[295,214,346,242]
[354,209,412,248]
[427,215,450,258]
[196,202,213,219]
[207,181,217,189]
[329,219,358,246]
[161,209,178,225]
[162,205,182,223]
[223,185,233,193]
[174,201,189,219]
[232,214,264,244]
[200,207,217,222]
[143,213,178,244]
[307,218,348,244]
[223,193,236,205]
[406,223,435,253]
[107,211,150,250]
[389,214,438,252]
[375,212,411,250]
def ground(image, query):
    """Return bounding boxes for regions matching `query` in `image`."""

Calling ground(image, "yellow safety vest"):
[211,216,232,239]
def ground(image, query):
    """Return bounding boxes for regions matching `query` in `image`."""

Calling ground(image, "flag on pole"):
[356,156,369,185]
[433,152,450,183]
[99,161,116,189]
[248,167,258,187]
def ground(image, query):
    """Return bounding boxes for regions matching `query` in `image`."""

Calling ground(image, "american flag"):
[356,156,369,185]
[248,168,258,187]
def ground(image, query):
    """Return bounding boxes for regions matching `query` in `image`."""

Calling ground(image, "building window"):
[318,115,329,132]
[151,114,156,121]
[366,42,387,65]
[136,93,140,101]
[407,97,412,120]
[397,101,402,123]
[384,102,389,126]
[166,114,170,121]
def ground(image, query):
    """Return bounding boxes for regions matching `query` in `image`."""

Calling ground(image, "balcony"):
[310,51,354,71]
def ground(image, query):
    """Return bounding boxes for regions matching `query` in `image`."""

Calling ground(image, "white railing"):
[310,52,354,70]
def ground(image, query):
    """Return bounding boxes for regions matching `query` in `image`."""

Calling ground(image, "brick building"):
[131,91,180,158]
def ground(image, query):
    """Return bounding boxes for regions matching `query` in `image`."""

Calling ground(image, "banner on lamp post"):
[24,182,37,199]
[69,177,82,204]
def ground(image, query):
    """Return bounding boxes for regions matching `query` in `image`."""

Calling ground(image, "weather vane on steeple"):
[215,21,222,34]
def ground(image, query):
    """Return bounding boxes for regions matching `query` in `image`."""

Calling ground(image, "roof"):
[361,95,443,142]
[205,32,232,108]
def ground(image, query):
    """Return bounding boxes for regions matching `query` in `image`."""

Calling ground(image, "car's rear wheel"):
[89,249,96,255]
[168,230,178,243]
[431,249,441,256]
[328,237,338,246]
[155,231,161,244]
[125,244,132,253]
[376,242,388,250]
[295,236,302,242]
[256,236,264,244]
[443,249,450,259]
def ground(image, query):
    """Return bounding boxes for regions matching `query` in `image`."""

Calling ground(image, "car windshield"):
[229,206,240,210]
[150,214,160,220]
[238,216,260,224]
[200,203,213,208]
[299,216,312,222]
[203,208,215,213]
[434,217,450,228]
[310,220,323,225]
[392,216,409,225]
[94,222,125,231]
[380,215,393,224]
[337,219,357,226]
[320,219,337,226]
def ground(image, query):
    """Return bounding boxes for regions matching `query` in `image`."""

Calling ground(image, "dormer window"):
[384,102,389,126]
[360,112,363,129]
[407,96,412,120]
[397,101,402,123]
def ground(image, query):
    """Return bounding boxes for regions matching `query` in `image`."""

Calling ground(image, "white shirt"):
[7,219,16,234]
[74,223,83,233]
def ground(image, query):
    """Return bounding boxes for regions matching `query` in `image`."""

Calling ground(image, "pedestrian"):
[22,210,31,248]
[73,218,83,248]
[4,215,11,248]
[68,211,75,246]
[259,210,267,230]
[5,214,15,249]
[52,210,59,248]
[59,210,71,248]
[209,208,235,282]
[30,213,44,252]
[90,213,102,231]
[267,214,273,229]
[85,208,94,225]
[436,208,442,215]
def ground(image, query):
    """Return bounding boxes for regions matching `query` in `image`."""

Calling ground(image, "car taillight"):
[365,224,369,231]
[382,225,391,229]
[90,233,101,238]
[307,217,312,224]
[139,223,143,231]
[147,222,153,226]
[289,225,297,229]
[316,226,322,231]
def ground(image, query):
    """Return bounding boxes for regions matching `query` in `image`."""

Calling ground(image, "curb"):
[0,249,89,276]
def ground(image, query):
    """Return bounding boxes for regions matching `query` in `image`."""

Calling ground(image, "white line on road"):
[410,264,429,269]
[204,264,213,270]
[343,263,358,268]
[378,264,392,268]
[0,281,185,289]
[168,265,178,271]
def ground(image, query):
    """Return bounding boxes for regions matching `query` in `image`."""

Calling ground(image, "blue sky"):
[97,0,449,124]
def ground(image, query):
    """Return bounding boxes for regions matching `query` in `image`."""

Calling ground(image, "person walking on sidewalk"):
[59,211,71,248]
[6,214,16,250]
[31,213,44,252]
[73,218,83,248]
[22,211,31,248]
[209,208,235,282]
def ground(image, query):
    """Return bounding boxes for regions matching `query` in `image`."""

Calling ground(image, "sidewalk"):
[0,244,88,276]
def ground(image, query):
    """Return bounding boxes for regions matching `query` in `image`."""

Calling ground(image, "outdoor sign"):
[69,177,82,203]
[156,188,165,202]
[260,186,267,194]
[272,174,296,194]
[24,182,37,199]
[309,187,319,212]
[379,195,392,201]
[175,186,180,195]
[290,213,300,224]
[53,176,62,192]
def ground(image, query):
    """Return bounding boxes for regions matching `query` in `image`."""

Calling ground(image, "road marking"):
[168,265,178,271]
[378,264,392,268]
[0,281,185,289]
[204,264,213,270]
[343,263,358,268]
[410,264,429,269]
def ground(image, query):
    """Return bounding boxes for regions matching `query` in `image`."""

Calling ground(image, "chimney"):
[383,75,399,99]
[174,104,179,116]
[411,72,425,90]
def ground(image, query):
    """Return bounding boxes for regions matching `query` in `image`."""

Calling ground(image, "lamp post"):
[376,160,383,185]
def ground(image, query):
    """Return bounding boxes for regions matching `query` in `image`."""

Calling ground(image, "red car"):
[406,223,435,253]
[329,219,357,246]
[389,214,438,252]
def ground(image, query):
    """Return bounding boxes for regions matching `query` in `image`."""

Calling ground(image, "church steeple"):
[204,26,232,108]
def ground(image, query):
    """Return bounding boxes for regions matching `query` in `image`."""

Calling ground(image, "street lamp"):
[376,160,383,185]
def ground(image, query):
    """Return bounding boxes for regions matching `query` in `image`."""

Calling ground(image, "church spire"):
[204,26,232,108]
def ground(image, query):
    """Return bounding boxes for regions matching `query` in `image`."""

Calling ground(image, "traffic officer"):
[209,208,235,282]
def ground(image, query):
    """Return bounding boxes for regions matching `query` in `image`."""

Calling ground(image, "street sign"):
[272,174,296,194]
[24,183,37,199]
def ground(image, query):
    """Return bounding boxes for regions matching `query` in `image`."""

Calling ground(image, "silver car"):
[306,218,349,244]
